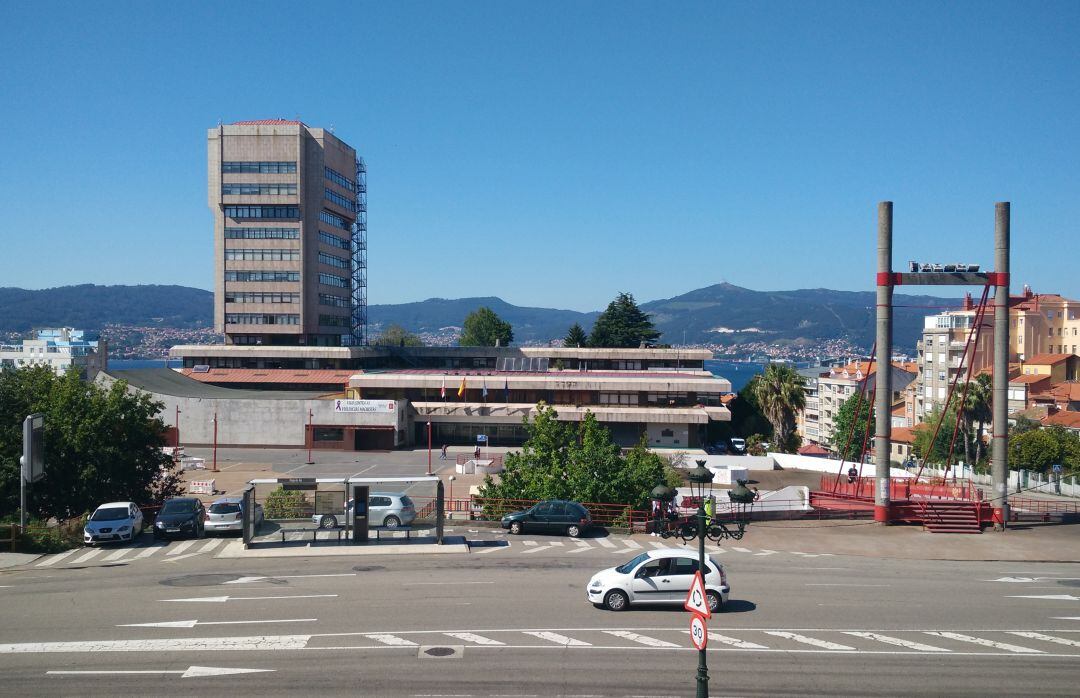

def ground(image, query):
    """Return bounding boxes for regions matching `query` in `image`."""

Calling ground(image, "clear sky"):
[1,1,1077,311]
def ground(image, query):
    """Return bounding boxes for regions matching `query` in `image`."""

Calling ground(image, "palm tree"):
[962,373,993,465]
[751,364,806,452]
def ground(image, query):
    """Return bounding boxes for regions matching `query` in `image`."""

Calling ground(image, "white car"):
[84,501,144,545]
[312,492,416,529]
[204,496,264,534]
[586,548,729,612]
[729,437,746,454]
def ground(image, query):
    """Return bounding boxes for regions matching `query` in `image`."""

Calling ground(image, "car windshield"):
[400,495,413,507]
[161,500,195,514]
[615,552,651,574]
[90,507,129,521]
[209,503,240,514]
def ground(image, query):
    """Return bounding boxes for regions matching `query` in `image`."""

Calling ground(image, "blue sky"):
[1,1,1077,311]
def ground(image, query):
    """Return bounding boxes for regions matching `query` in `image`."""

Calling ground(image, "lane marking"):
[444,632,503,646]
[1008,631,1080,649]
[925,632,1043,654]
[163,551,208,563]
[102,547,136,562]
[164,594,337,603]
[1007,595,1080,601]
[754,550,777,557]
[522,541,538,547]
[119,619,317,629]
[132,542,167,559]
[0,635,310,653]
[567,547,592,554]
[807,584,891,587]
[366,633,417,646]
[706,546,726,554]
[548,541,564,546]
[474,545,509,554]
[523,631,590,647]
[602,630,679,648]
[623,540,642,550]
[35,550,78,567]
[650,542,668,549]
[165,540,197,556]
[764,632,855,651]
[843,632,951,652]
[731,547,752,553]
[68,549,105,565]
[405,581,494,586]
[197,539,223,554]
[520,545,555,555]
[46,666,274,678]
[594,537,616,548]
[694,632,768,649]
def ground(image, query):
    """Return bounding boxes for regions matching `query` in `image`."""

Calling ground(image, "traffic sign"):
[477,434,488,443]
[689,614,707,650]
[683,571,712,619]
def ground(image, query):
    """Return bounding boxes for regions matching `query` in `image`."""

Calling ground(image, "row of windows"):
[324,166,356,192]
[225,271,300,282]
[222,161,296,174]
[320,210,350,229]
[225,313,300,325]
[319,273,349,288]
[324,188,354,212]
[225,248,300,261]
[225,227,299,240]
[598,393,640,405]
[319,293,349,308]
[225,292,300,304]
[319,314,350,327]
[318,252,349,269]
[319,231,350,250]
[225,206,299,220]
[222,183,297,196]
[1049,327,1079,336]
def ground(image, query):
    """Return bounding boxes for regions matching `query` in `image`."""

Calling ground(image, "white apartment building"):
[0,328,107,378]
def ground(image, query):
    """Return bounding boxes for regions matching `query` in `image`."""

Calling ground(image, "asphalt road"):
[2,531,1079,697]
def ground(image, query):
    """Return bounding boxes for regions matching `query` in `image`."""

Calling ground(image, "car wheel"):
[604,589,629,612]
[384,515,401,529]
[567,524,581,538]
[509,521,523,535]
[319,515,338,529]
[706,590,723,613]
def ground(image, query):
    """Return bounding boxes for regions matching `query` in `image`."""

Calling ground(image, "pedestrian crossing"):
[300,627,1080,657]
[33,536,230,568]
[465,534,834,559]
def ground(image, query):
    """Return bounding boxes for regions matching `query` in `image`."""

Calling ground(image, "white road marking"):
[1,636,310,653]
[602,631,679,648]
[132,542,167,559]
[224,574,357,585]
[1054,617,1080,620]
[166,540,197,556]
[844,632,951,652]
[102,547,136,562]
[163,552,208,563]
[1008,631,1080,649]
[46,666,274,678]
[474,545,509,554]
[366,633,417,646]
[754,550,777,557]
[807,584,891,587]
[197,539,223,554]
[595,537,616,548]
[925,632,1043,653]
[650,542,668,549]
[68,549,103,565]
[695,632,768,649]
[119,619,317,629]
[567,546,593,554]
[35,550,78,567]
[1007,595,1080,601]
[764,632,855,651]
[164,594,337,603]
[524,631,590,647]
[706,546,726,554]
[522,540,538,547]
[731,547,752,553]
[444,632,504,646]
[548,541,564,546]
[623,540,642,549]
[520,545,555,554]
[406,581,494,586]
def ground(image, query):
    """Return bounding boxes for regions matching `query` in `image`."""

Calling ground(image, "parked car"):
[312,492,416,529]
[729,437,746,454]
[153,497,206,540]
[84,502,144,545]
[586,548,729,612]
[501,500,593,538]
[204,496,263,535]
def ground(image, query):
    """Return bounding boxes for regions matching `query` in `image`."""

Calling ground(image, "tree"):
[370,324,424,347]
[0,366,180,521]
[829,394,874,462]
[744,433,769,456]
[587,292,660,348]
[957,374,992,466]
[479,404,675,508]
[564,323,588,348]
[722,378,772,444]
[750,364,806,453]
[459,307,513,347]
[1009,426,1080,474]
[913,406,960,466]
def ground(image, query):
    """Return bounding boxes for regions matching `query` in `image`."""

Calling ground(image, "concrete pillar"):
[991,202,1011,528]
[875,202,893,523]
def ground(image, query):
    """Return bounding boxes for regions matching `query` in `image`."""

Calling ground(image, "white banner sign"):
[189,479,216,494]
[334,399,396,413]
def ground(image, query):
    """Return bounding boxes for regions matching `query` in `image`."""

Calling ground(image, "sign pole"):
[306,409,314,465]
[426,421,432,476]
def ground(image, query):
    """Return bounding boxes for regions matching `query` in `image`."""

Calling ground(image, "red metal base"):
[874,504,890,523]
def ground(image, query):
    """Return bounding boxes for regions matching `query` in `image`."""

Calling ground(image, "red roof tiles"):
[181,368,351,385]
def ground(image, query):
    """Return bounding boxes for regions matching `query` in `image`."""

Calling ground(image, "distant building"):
[0,328,107,378]
[811,359,917,451]
[209,120,366,348]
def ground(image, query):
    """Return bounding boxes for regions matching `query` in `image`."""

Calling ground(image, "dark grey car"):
[501,500,593,538]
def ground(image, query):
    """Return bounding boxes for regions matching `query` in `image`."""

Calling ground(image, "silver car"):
[204,496,264,534]
[313,492,416,529]
[84,501,144,545]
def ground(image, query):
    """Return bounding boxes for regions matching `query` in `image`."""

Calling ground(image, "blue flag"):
[504,379,509,402]
[482,380,488,399]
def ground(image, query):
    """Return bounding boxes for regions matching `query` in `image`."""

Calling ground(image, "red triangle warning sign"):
[683,571,711,619]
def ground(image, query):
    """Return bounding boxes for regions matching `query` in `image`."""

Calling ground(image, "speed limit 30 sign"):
[689,614,707,650]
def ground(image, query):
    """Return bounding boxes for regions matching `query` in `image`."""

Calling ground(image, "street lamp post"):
[448,475,456,520]
[174,405,181,460]
[426,421,433,476]
[687,461,713,698]
[211,411,218,472]
[306,409,314,465]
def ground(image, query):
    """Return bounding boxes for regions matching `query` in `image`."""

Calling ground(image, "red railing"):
[455,453,504,467]
[820,475,976,501]
[1009,498,1080,515]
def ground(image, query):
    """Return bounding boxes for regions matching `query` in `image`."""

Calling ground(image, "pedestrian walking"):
[650,500,663,536]
[474,445,481,459]
[847,465,858,484]
[440,444,448,460]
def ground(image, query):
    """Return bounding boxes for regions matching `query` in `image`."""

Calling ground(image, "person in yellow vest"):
[704,495,715,527]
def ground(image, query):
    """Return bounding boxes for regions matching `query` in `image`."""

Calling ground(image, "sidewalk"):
[0,552,41,569]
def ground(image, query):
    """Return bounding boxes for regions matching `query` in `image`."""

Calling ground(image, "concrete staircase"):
[921,501,982,534]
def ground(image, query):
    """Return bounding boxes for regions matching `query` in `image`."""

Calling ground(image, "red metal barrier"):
[817,475,976,501]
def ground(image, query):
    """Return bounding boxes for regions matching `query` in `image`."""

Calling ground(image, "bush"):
[1,515,85,553]
[263,487,308,519]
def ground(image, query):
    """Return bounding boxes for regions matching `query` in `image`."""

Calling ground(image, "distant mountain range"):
[0,283,963,351]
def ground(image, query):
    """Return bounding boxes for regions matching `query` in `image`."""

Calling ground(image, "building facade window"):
[598,392,639,405]
[225,206,300,219]
[224,248,300,261]
[224,271,300,282]
[222,161,296,174]
[224,313,300,325]
[319,314,350,327]
[318,273,349,288]
[225,228,300,240]
[313,427,344,442]
[319,293,350,308]
[319,210,350,229]
[318,252,349,269]
[318,231,350,250]
[324,167,356,192]
[222,183,297,196]
[225,292,300,304]
[324,188,355,211]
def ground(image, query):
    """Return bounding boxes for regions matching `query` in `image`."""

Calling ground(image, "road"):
[2,529,1079,697]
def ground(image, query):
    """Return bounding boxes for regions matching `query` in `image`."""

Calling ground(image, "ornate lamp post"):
[686,460,714,698]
